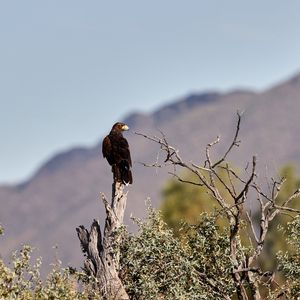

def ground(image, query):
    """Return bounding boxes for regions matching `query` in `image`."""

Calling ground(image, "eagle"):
[102,122,133,185]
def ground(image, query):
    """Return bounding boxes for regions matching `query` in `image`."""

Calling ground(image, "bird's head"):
[111,122,129,132]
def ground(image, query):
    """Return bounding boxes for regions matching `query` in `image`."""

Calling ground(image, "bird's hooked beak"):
[122,124,129,131]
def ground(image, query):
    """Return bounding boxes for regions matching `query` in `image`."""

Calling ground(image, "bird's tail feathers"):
[119,160,133,185]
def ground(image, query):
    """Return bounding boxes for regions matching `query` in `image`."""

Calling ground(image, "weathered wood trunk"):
[76,182,129,300]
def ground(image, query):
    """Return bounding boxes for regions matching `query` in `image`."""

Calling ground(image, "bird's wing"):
[119,137,132,167]
[102,136,112,159]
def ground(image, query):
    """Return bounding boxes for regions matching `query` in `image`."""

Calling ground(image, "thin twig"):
[211,112,242,168]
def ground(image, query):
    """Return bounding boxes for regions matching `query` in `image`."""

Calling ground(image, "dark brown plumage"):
[102,122,133,185]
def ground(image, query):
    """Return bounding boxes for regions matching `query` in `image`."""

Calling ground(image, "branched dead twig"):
[210,111,242,168]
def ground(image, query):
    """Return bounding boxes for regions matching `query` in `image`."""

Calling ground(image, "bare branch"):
[225,163,237,196]
[211,112,242,168]
[218,165,247,184]
[273,205,300,214]
[235,156,256,203]
[191,162,212,172]
[282,188,300,206]
[205,135,220,168]
[137,161,163,168]
[168,172,203,186]
[245,211,259,244]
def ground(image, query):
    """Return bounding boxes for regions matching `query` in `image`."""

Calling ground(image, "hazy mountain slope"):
[0,73,299,271]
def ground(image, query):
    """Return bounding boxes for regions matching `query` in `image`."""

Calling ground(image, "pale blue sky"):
[1,1,300,183]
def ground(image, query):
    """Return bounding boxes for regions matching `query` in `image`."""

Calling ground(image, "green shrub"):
[271,216,300,299]
[120,207,235,299]
[1,208,300,299]
[0,243,101,300]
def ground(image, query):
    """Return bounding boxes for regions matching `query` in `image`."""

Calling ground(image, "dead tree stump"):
[76,182,129,300]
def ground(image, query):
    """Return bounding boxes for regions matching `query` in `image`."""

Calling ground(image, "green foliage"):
[161,167,236,235]
[0,243,101,300]
[119,204,300,300]
[120,206,235,299]
[159,164,300,298]
[269,216,300,299]
[1,204,300,299]
[161,172,213,235]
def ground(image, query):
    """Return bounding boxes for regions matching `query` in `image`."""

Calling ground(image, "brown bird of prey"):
[102,122,133,185]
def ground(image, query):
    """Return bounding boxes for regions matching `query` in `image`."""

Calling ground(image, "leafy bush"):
[120,206,235,299]
[271,216,300,299]
[1,207,300,299]
[0,243,101,300]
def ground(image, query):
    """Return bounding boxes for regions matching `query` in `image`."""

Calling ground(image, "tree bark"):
[76,181,129,300]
